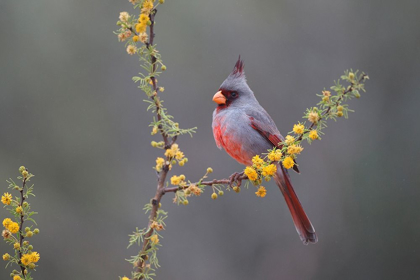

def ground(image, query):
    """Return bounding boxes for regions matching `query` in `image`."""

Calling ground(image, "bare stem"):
[18,177,27,275]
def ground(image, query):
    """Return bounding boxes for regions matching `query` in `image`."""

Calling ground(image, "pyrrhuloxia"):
[212,57,317,244]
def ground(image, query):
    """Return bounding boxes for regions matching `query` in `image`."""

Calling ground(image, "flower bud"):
[22,202,29,208]
[19,166,26,173]
[23,241,29,246]
[349,72,355,80]
[25,227,30,232]
[354,90,361,98]
[211,193,218,200]
[14,243,20,250]
[218,190,224,196]
[159,0,165,3]
[161,65,166,71]
[33,228,40,234]
[2,253,10,261]
[28,245,33,250]
[146,20,152,26]
[26,231,33,237]
[22,171,29,178]
[337,111,343,117]
[28,263,36,270]
[182,200,189,205]
[206,167,213,173]
[233,186,240,193]
[337,105,343,111]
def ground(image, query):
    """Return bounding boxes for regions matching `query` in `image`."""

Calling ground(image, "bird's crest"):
[230,56,245,77]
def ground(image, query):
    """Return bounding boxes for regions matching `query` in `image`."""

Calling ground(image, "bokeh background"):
[1,0,420,279]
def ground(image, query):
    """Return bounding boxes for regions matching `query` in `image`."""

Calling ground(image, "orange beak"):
[213,91,226,105]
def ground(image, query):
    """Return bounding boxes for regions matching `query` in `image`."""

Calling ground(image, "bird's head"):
[213,56,257,108]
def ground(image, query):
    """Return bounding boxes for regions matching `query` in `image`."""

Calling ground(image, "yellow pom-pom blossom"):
[155,157,165,172]
[119,11,130,23]
[255,186,267,198]
[9,222,19,234]
[143,0,154,10]
[175,151,184,160]
[139,13,149,23]
[13,275,21,280]
[309,130,318,140]
[308,111,320,124]
[293,124,304,134]
[16,206,23,214]
[150,234,159,244]
[14,242,20,250]
[287,144,304,155]
[1,192,12,205]
[170,175,182,186]
[262,164,277,177]
[282,157,295,169]
[21,254,31,266]
[252,155,264,169]
[122,277,130,280]
[3,218,12,228]
[135,22,147,33]
[29,252,40,263]
[133,35,140,42]
[268,150,282,162]
[285,135,295,145]
[244,166,258,181]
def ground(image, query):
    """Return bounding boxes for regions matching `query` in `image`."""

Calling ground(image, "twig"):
[18,178,27,275]
[295,74,367,142]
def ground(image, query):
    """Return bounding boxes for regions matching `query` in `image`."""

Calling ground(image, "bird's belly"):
[221,133,252,166]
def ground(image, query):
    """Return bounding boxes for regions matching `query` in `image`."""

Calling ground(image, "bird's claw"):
[228,171,244,188]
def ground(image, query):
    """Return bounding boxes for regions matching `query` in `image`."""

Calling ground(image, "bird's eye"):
[230,92,238,98]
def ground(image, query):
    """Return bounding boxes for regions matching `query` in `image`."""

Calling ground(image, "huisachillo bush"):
[2,166,40,280]
[115,1,368,279]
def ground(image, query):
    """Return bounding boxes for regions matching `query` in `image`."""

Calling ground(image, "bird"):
[211,57,317,245]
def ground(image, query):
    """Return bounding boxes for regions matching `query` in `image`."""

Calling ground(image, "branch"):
[18,177,27,275]
[296,74,368,142]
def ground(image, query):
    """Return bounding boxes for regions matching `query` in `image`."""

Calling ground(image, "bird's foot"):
[228,171,244,188]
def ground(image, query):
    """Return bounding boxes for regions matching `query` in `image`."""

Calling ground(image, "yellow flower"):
[255,186,267,198]
[262,164,277,177]
[308,111,320,124]
[21,254,31,266]
[287,144,303,155]
[285,135,295,145]
[13,275,21,280]
[16,206,23,214]
[252,155,264,169]
[139,13,149,23]
[282,157,295,169]
[155,157,165,172]
[122,277,130,280]
[1,193,12,205]
[29,252,40,263]
[126,45,137,55]
[175,151,184,160]
[3,218,12,228]
[9,222,19,234]
[309,130,318,140]
[143,0,154,10]
[170,175,181,186]
[135,22,147,33]
[268,150,282,162]
[150,234,159,244]
[293,124,304,134]
[244,166,258,181]
[133,35,139,42]
[2,253,10,261]
[14,243,20,250]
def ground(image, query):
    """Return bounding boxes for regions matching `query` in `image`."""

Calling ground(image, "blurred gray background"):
[1,0,420,279]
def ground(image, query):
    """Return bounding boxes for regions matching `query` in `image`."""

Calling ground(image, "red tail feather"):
[274,164,317,245]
